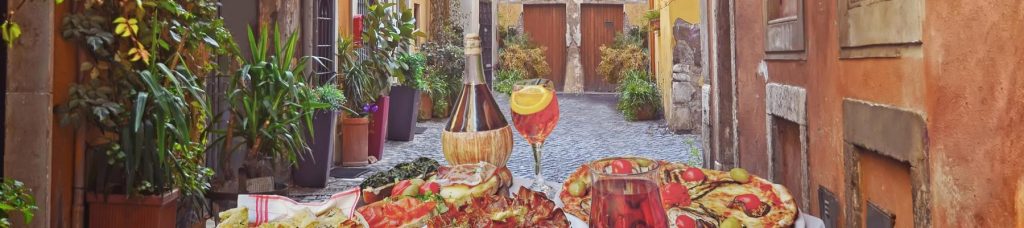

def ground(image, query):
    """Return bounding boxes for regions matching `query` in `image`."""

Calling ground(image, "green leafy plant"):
[598,34,648,84]
[419,12,465,118]
[494,69,525,95]
[617,69,661,121]
[0,179,36,228]
[361,2,424,90]
[215,25,322,173]
[338,36,379,118]
[644,10,661,22]
[499,32,550,78]
[56,0,235,222]
[313,86,348,112]
[395,52,428,91]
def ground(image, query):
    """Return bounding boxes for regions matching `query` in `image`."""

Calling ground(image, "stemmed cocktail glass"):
[509,79,560,196]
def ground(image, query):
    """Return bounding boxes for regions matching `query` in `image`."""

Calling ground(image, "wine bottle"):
[441,34,515,169]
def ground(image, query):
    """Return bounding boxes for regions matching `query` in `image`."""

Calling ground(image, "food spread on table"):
[215,206,366,228]
[560,158,798,228]
[427,186,570,227]
[216,157,798,228]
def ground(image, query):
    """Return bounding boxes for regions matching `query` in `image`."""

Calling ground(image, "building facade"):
[704,0,1024,227]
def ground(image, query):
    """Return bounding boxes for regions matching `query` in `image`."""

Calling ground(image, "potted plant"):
[1,179,37,227]
[387,53,427,141]
[57,0,234,226]
[216,25,320,193]
[360,2,422,157]
[419,21,465,119]
[494,69,526,95]
[418,87,434,121]
[292,85,346,187]
[617,69,662,121]
[645,10,661,31]
[338,36,378,166]
[597,34,647,85]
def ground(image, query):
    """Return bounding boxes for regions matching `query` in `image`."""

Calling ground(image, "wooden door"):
[522,4,567,90]
[480,1,494,86]
[580,4,623,92]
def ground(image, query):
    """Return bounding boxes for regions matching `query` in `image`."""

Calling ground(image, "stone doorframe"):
[842,99,931,228]
[502,0,643,93]
[764,83,809,211]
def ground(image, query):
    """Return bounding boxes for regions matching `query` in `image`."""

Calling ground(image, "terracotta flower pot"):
[341,117,370,167]
[86,189,179,228]
[419,93,433,121]
[633,105,659,121]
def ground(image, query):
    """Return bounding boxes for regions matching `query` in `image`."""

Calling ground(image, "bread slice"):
[439,174,500,207]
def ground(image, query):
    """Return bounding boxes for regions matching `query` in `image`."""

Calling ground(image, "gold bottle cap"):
[465,33,482,55]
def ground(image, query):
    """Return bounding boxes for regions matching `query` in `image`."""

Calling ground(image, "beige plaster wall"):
[498,3,523,30]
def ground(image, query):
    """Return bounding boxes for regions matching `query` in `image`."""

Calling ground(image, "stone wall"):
[667,19,703,132]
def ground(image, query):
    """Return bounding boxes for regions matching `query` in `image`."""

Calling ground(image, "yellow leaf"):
[115,24,127,35]
[114,17,126,24]
[128,19,138,25]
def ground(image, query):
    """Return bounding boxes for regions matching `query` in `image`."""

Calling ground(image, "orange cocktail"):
[510,79,560,196]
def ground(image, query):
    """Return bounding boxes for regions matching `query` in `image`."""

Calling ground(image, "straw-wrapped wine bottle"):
[441,34,515,170]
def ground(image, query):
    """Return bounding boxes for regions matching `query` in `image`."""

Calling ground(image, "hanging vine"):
[1,0,64,47]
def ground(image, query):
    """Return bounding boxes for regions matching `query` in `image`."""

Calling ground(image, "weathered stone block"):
[765,83,807,125]
[4,92,53,228]
[670,105,694,130]
[672,64,701,82]
[672,19,702,67]
[672,82,696,104]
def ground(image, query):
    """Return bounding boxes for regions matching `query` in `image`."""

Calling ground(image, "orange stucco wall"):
[731,0,1024,226]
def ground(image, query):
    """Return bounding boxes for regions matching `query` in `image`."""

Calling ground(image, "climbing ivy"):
[1,0,64,47]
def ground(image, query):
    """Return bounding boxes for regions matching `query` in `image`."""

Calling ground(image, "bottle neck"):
[463,52,486,85]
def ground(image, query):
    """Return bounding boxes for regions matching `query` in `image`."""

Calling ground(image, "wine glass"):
[509,79,560,196]
[589,157,669,228]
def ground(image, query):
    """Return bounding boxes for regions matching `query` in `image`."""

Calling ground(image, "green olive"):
[730,168,751,183]
[567,179,588,197]
[634,158,653,167]
[720,217,742,228]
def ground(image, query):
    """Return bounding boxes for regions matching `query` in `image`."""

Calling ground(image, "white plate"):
[510,177,587,228]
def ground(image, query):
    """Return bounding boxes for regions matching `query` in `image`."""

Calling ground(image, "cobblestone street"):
[288,93,702,200]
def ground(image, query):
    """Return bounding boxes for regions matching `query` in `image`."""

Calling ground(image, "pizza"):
[427,187,570,228]
[560,159,797,228]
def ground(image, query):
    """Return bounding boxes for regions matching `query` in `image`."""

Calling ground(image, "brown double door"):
[523,4,567,90]
[581,4,623,92]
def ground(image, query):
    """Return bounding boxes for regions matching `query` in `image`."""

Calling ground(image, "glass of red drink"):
[510,79,560,196]
[589,157,669,228]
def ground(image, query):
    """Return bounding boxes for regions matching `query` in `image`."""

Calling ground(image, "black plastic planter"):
[386,85,421,141]
[292,110,338,188]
